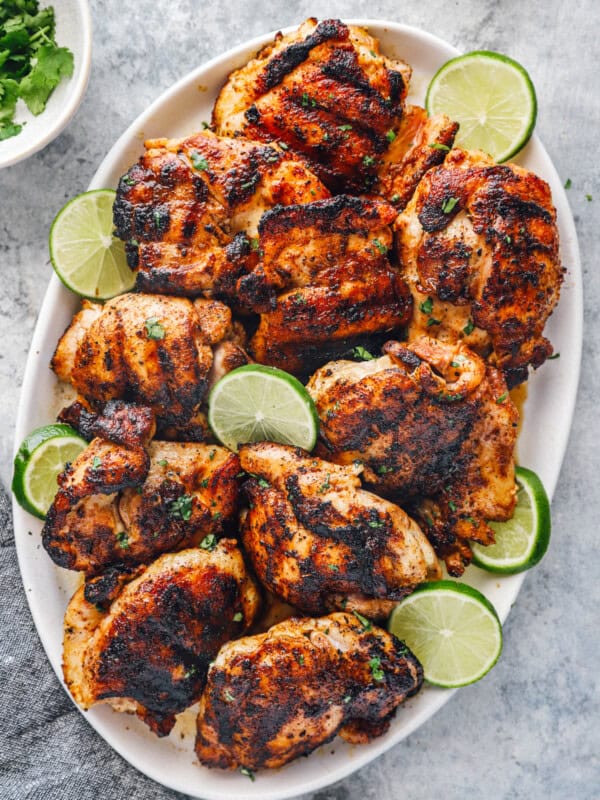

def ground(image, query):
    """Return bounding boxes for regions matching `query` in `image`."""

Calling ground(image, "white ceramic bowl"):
[0,0,92,169]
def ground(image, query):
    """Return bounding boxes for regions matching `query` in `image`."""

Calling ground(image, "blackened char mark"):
[261,19,349,92]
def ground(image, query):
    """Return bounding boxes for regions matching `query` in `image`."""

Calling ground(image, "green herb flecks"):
[385,129,396,143]
[419,297,433,314]
[353,610,373,631]
[352,346,374,361]
[240,767,255,781]
[115,531,129,549]
[463,318,475,335]
[199,533,217,551]
[145,317,165,340]
[441,196,459,214]
[169,494,193,521]
[373,238,388,255]
[429,142,450,151]
[368,656,385,682]
[190,151,209,171]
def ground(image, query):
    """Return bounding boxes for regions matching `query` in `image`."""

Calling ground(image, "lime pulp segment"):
[426,51,537,162]
[49,189,135,300]
[208,365,319,452]
[388,580,502,688]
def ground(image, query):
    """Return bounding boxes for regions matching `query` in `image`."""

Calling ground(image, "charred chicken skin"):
[112,130,328,298]
[63,540,260,736]
[240,195,412,376]
[238,442,440,617]
[307,336,518,574]
[213,18,412,192]
[395,148,563,386]
[51,293,248,434]
[376,105,458,210]
[195,612,422,770]
[43,404,241,575]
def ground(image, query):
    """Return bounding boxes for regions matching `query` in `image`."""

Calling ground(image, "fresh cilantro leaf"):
[19,43,73,115]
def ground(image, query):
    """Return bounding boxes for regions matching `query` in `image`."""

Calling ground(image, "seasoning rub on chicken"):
[43,403,241,575]
[213,18,412,192]
[195,612,422,770]
[307,336,518,574]
[112,130,329,298]
[239,442,440,618]
[395,148,563,386]
[63,540,260,736]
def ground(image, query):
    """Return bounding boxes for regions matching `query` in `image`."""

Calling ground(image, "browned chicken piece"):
[239,195,412,376]
[112,130,329,298]
[52,293,248,433]
[376,105,458,210]
[63,540,261,736]
[195,612,422,770]
[43,405,241,574]
[213,18,412,192]
[395,148,563,386]
[307,336,518,574]
[238,442,440,617]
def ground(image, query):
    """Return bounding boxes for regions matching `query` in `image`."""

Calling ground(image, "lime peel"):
[426,50,537,162]
[208,364,319,452]
[388,580,502,688]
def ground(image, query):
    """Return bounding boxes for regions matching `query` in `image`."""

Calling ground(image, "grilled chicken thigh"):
[376,105,458,210]
[395,148,563,386]
[43,404,241,575]
[63,540,260,736]
[112,130,328,297]
[195,612,422,770]
[213,18,411,192]
[240,195,412,376]
[307,336,518,574]
[52,293,248,433]
[239,443,440,616]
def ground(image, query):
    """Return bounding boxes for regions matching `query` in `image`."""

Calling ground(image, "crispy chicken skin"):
[240,195,412,376]
[395,148,563,386]
[238,443,440,617]
[213,18,411,192]
[195,612,422,770]
[43,406,241,575]
[376,105,458,210]
[307,336,518,574]
[112,131,328,297]
[63,541,261,736]
[52,294,248,431]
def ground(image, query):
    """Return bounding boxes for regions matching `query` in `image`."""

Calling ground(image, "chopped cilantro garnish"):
[390,193,401,203]
[564,177,572,189]
[169,494,193,521]
[318,474,331,494]
[233,612,243,622]
[240,767,255,781]
[496,392,508,404]
[91,456,102,470]
[352,610,372,631]
[190,151,209,171]
[224,689,235,702]
[426,317,441,327]
[429,142,450,151]
[463,318,475,335]
[363,155,376,167]
[199,533,217,551]
[441,196,459,214]
[373,238,388,254]
[352,346,374,361]
[145,317,165,340]
[368,656,385,681]
[419,297,433,314]
[338,124,353,131]
[115,531,129,549]
[385,129,396,143]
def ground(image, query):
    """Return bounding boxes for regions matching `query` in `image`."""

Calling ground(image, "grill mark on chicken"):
[195,613,422,770]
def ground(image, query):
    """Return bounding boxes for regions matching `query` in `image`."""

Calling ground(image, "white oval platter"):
[12,19,582,800]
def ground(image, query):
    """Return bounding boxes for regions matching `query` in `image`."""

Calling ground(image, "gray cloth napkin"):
[0,488,192,800]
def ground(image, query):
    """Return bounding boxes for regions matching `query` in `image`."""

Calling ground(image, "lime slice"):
[12,424,88,519]
[426,50,537,162]
[49,189,135,300]
[471,466,551,574]
[388,580,502,688]
[208,364,319,452]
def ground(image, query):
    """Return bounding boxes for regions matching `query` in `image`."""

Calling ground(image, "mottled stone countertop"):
[1,1,598,798]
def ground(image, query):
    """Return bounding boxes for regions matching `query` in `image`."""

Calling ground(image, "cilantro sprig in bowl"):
[0,0,92,169]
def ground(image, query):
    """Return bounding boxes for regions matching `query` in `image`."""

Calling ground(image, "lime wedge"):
[471,466,551,574]
[49,189,135,300]
[208,364,319,452]
[426,50,537,162]
[388,580,502,688]
[12,424,88,519]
